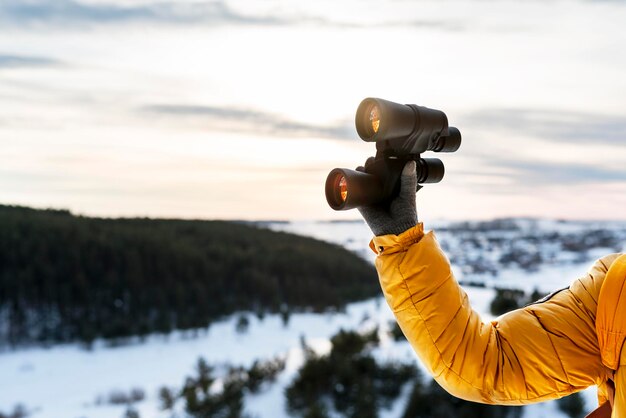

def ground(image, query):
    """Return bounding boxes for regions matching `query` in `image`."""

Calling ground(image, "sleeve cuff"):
[368,223,425,256]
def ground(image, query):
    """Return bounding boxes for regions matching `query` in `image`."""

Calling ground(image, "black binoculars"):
[325,97,462,210]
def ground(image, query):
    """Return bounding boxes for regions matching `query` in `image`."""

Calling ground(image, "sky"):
[1,0,626,221]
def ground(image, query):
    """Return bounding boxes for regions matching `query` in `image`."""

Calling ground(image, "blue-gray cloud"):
[0,0,462,29]
[0,54,61,68]
[142,104,354,139]
[448,157,626,195]
[450,107,626,189]
[490,159,626,184]
[0,0,285,27]
[465,108,626,145]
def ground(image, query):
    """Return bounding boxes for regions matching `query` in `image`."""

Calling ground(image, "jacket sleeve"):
[373,223,617,405]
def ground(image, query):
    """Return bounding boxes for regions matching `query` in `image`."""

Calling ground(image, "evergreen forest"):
[0,205,378,345]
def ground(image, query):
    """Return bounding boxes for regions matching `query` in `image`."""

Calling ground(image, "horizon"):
[5,202,626,225]
[2,0,626,221]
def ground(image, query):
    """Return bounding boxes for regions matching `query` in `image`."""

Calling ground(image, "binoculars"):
[325,98,461,211]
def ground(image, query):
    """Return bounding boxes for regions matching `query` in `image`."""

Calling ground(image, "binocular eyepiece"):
[325,97,461,211]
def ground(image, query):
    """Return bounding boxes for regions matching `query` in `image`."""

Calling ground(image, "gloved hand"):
[357,159,420,236]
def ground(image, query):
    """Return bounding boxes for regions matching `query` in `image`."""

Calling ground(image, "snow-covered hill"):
[270,218,626,292]
[2,218,623,418]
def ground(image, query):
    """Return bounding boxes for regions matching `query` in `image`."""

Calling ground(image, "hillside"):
[0,218,610,418]
[0,205,378,345]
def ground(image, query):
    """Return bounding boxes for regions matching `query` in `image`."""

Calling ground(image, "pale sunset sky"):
[1,0,626,221]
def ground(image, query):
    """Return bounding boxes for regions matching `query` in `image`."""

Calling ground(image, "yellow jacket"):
[371,223,626,417]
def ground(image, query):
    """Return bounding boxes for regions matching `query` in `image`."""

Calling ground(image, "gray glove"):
[357,160,420,236]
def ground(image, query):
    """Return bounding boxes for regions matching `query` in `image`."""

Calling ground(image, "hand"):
[357,159,420,236]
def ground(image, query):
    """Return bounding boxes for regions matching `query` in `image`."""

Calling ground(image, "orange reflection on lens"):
[339,176,348,202]
[369,105,380,134]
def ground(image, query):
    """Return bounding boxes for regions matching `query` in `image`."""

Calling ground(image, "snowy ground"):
[0,219,616,418]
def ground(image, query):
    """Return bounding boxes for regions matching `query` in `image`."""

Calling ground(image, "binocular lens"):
[369,105,380,134]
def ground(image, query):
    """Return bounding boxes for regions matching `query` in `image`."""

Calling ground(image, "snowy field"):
[1,219,619,418]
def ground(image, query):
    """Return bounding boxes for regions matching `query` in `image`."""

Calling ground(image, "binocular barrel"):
[325,158,445,211]
[325,168,384,211]
[355,98,461,154]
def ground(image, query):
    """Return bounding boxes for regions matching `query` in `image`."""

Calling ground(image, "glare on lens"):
[339,176,348,202]
[369,105,380,134]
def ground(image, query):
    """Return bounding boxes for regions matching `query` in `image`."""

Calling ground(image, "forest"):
[0,205,378,346]
[147,326,585,418]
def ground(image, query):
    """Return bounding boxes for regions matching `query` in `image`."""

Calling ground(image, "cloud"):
[0,54,61,68]
[448,157,626,196]
[455,107,626,189]
[0,0,286,27]
[489,159,626,184]
[0,0,464,29]
[465,108,626,145]
[141,104,353,140]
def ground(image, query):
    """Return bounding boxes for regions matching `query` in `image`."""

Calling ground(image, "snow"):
[1,219,620,417]
[0,298,390,418]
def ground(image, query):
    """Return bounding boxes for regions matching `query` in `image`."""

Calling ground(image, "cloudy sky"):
[1,0,626,221]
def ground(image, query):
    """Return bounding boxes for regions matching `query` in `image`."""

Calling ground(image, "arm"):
[373,223,616,405]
